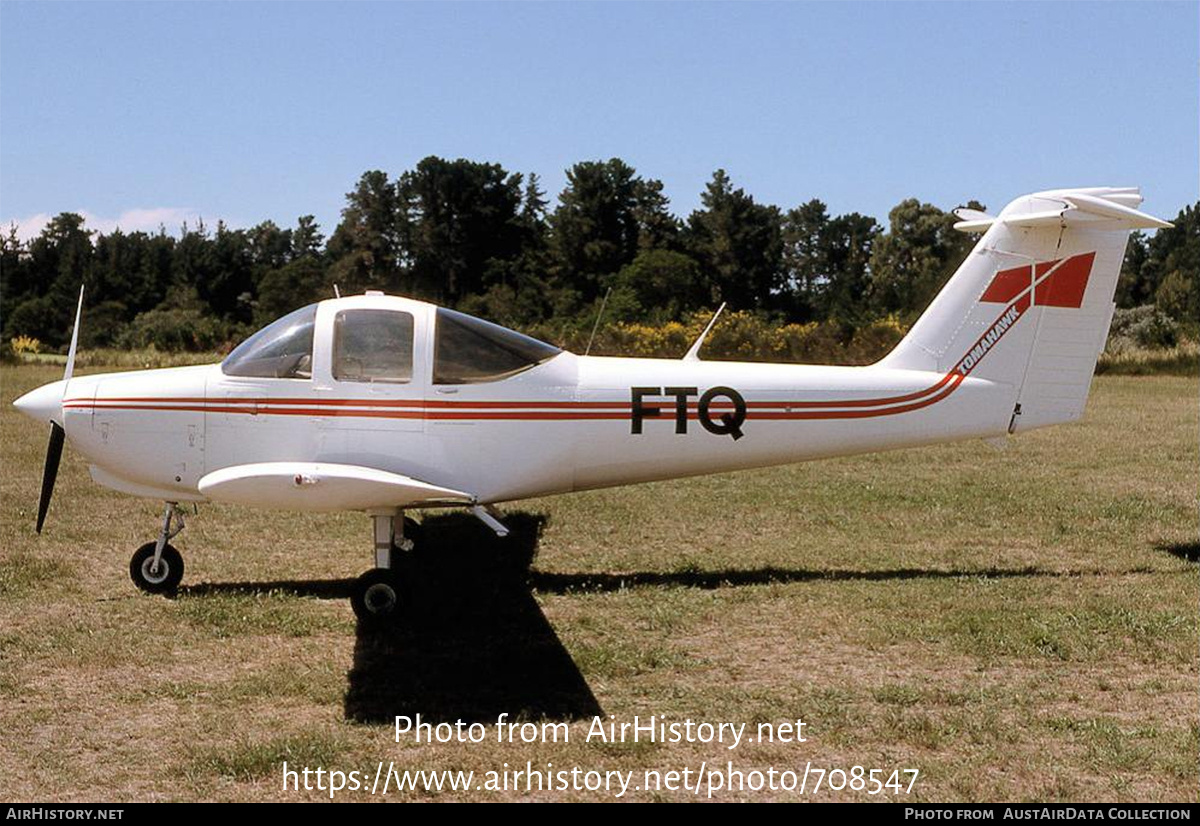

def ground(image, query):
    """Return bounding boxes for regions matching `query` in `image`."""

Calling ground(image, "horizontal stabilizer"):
[952,207,996,233]
[954,187,1171,233]
[198,462,474,512]
[1061,192,1173,228]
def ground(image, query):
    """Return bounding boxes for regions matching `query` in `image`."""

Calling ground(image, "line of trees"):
[2,156,1196,352]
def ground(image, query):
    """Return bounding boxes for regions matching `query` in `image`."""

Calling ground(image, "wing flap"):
[198,462,474,512]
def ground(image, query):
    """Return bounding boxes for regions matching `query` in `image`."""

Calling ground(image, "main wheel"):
[129,542,184,595]
[351,568,403,623]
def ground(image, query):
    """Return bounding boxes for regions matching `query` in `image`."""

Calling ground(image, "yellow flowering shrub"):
[556,311,909,365]
[11,335,41,355]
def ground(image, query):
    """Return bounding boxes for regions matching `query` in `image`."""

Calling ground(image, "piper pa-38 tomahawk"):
[14,187,1170,620]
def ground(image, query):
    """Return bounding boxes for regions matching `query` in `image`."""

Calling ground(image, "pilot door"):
[311,302,428,465]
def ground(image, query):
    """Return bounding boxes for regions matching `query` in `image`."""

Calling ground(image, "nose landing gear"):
[129,502,186,594]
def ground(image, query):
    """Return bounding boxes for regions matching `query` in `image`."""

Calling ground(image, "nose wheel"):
[130,542,184,594]
[129,502,187,595]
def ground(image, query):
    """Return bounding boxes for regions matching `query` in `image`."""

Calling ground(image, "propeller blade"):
[64,285,84,384]
[36,422,65,534]
[32,287,81,534]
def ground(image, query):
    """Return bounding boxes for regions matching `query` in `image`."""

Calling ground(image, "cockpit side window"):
[433,307,561,384]
[221,304,316,379]
[333,309,414,383]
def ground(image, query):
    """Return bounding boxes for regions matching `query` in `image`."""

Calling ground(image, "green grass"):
[0,551,78,597]
[183,732,348,782]
[0,363,1195,802]
[174,591,346,639]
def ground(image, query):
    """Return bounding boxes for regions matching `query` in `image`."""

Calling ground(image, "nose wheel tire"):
[129,542,184,594]
[351,568,403,623]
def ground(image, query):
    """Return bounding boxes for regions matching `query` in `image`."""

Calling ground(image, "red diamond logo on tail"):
[981,252,1095,309]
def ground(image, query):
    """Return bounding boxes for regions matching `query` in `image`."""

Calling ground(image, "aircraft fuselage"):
[54,351,1013,507]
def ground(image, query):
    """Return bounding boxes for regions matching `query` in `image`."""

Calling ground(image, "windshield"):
[221,304,316,379]
[433,308,561,384]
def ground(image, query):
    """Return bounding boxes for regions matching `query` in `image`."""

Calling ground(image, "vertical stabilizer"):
[878,187,1170,432]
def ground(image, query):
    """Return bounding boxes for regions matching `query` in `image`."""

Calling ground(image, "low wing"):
[197,462,474,512]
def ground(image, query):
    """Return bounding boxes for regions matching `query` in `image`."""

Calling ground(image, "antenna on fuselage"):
[333,284,341,299]
[683,302,727,362]
[583,287,612,357]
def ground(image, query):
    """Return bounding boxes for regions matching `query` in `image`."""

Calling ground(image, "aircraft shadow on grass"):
[181,513,1188,725]
[182,511,604,725]
[341,511,604,725]
[1156,541,1200,563]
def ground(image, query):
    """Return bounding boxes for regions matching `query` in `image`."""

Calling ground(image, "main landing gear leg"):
[350,509,421,623]
[129,502,186,594]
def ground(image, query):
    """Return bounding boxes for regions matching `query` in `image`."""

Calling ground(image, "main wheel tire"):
[351,568,403,624]
[129,542,184,595]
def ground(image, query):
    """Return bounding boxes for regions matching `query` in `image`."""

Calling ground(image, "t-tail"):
[877,187,1171,433]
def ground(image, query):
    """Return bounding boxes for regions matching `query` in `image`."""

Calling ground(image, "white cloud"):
[3,207,222,242]
[4,213,53,242]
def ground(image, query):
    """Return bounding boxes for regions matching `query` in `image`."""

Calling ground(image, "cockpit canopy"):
[221,300,562,384]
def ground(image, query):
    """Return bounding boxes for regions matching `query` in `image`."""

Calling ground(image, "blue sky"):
[2,1,1196,240]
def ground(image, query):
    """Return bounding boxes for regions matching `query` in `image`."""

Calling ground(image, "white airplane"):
[14,187,1170,621]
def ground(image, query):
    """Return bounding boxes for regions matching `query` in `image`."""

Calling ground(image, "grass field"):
[1,363,1196,802]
